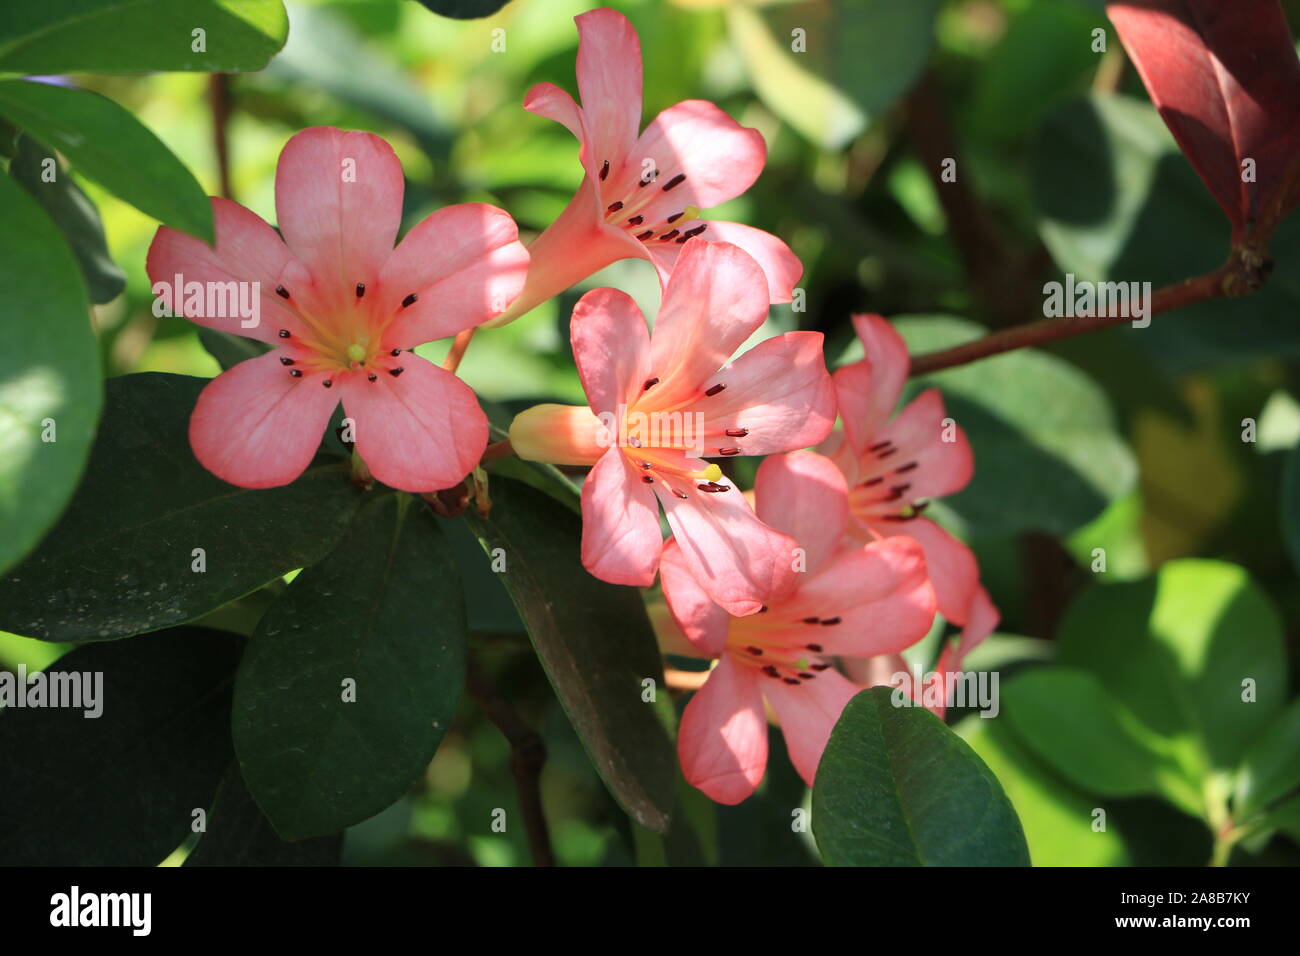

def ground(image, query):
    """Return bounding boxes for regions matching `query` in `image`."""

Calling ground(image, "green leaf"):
[1057,560,1287,782]
[1033,93,1300,372]
[0,80,213,242]
[0,169,100,577]
[8,134,125,304]
[198,327,269,372]
[0,0,289,74]
[999,667,1178,802]
[728,1,938,151]
[957,716,1130,866]
[232,494,465,840]
[1282,443,1300,577]
[1259,793,1300,842]
[1234,698,1300,821]
[0,373,367,642]
[185,765,343,866]
[0,626,241,866]
[875,315,1137,536]
[812,687,1029,866]
[465,475,675,833]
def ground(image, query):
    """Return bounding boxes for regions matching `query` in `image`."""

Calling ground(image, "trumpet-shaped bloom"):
[147,126,529,492]
[509,240,835,615]
[660,451,937,804]
[826,313,992,630]
[489,7,801,325]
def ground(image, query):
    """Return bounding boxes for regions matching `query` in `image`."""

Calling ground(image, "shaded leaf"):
[465,475,675,832]
[233,494,465,840]
[0,373,367,642]
[0,80,213,242]
[0,627,241,866]
[8,133,125,304]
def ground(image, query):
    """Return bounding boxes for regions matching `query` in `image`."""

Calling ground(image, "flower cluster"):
[147,8,996,805]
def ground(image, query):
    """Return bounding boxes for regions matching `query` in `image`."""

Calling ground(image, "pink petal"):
[835,313,911,453]
[580,447,663,587]
[754,451,848,576]
[378,203,529,347]
[659,538,730,656]
[678,654,769,804]
[146,197,310,345]
[274,127,404,298]
[871,516,980,626]
[629,100,766,214]
[339,355,486,492]
[870,388,973,500]
[570,288,652,417]
[656,473,799,616]
[781,537,936,657]
[643,219,802,304]
[508,403,609,467]
[574,9,643,175]
[523,81,586,143]
[485,178,640,327]
[697,331,836,456]
[763,664,860,788]
[188,350,340,489]
[645,240,770,410]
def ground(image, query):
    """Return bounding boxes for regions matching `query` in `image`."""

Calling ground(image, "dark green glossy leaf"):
[413,0,510,21]
[0,626,241,866]
[8,134,124,304]
[233,494,465,840]
[0,80,213,242]
[0,373,367,642]
[0,169,100,577]
[0,0,289,74]
[186,764,343,866]
[812,687,1029,866]
[465,475,674,832]
[1233,698,1300,821]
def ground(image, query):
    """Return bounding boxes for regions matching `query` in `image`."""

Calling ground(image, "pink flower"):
[826,314,995,634]
[489,7,801,325]
[147,127,529,492]
[660,451,937,804]
[508,239,834,615]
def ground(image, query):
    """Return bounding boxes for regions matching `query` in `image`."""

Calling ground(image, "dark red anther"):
[289,369,302,378]
[280,356,294,366]
[635,230,654,240]
[878,447,899,459]
[368,373,378,382]
[355,282,366,298]
[389,367,404,377]
[657,229,679,241]
[401,293,418,308]
[662,173,686,191]
[606,200,623,212]
[895,461,919,473]
[278,329,291,338]
[672,489,689,499]
[391,348,402,356]
[820,616,842,626]
[863,475,885,486]
[762,665,780,678]
[718,447,741,456]
[639,168,658,186]
[627,215,644,226]
[868,440,892,452]
[642,475,654,484]
[806,643,823,652]
[643,377,660,391]
[798,672,816,680]
[704,383,726,396]
[275,285,290,299]
[725,428,749,438]
[600,159,610,181]
[746,646,763,656]
[680,224,707,239]
[802,616,820,624]
[322,379,332,388]
[666,211,685,224]
[782,677,801,685]
[811,663,832,671]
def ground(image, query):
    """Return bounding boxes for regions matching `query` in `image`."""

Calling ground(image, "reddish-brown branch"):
[464,654,555,867]
[208,74,234,201]
[907,254,1261,376]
